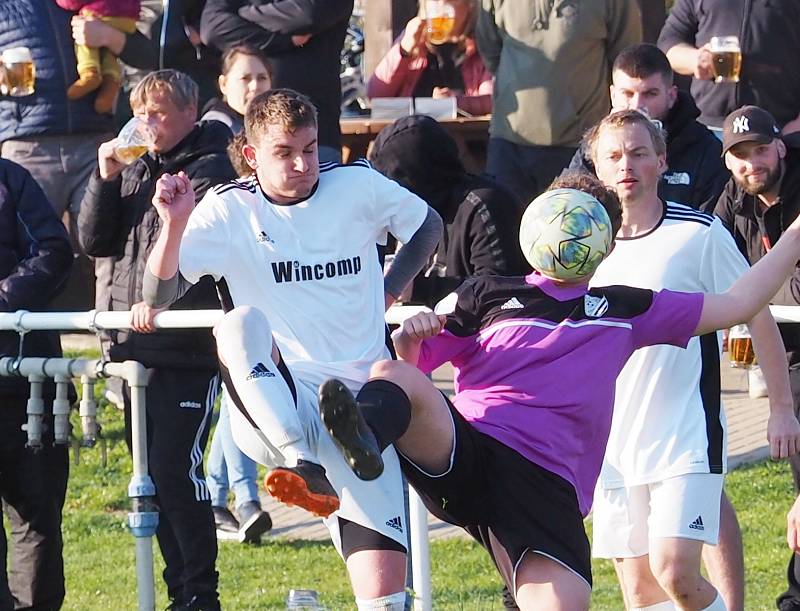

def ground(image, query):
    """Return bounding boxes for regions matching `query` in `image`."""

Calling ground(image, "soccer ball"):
[519,188,614,282]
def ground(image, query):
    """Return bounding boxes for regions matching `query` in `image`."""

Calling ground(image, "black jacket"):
[200,0,353,150]
[369,115,529,307]
[714,136,800,365]
[658,0,800,129]
[0,1,114,142]
[77,121,236,369]
[0,160,72,397]
[568,91,729,213]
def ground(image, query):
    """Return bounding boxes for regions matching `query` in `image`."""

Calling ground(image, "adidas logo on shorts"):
[385,516,403,533]
[688,515,705,531]
[246,362,275,381]
[501,297,524,310]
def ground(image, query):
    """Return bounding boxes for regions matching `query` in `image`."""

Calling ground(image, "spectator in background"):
[657,0,800,135]
[202,49,274,543]
[475,0,640,206]
[367,0,493,117]
[78,70,236,611]
[201,45,272,133]
[69,0,223,117]
[370,115,527,307]
[0,1,115,310]
[714,106,800,611]
[568,43,728,213]
[0,159,73,611]
[201,0,352,163]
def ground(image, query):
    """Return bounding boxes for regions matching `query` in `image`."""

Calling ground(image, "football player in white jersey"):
[143,89,443,611]
[587,110,800,611]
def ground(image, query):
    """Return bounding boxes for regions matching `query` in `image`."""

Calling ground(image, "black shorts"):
[397,395,592,589]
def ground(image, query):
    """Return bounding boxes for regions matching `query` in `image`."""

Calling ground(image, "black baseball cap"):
[721,105,781,156]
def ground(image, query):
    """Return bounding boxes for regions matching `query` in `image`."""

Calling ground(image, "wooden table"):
[340,115,491,174]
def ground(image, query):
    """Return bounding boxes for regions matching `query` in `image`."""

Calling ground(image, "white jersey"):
[590,201,750,489]
[179,160,428,389]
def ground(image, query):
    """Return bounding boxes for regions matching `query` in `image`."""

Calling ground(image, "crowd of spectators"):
[1,0,800,609]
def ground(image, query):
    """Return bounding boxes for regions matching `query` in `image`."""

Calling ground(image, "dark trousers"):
[485,137,577,207]
[123,368,220,602]
[778,368,800,610]
[0,395,68,611]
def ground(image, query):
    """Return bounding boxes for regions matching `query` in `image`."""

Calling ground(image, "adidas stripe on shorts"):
[591,472,724,559]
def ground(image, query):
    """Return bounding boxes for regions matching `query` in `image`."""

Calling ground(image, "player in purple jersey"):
[317,170,800,609]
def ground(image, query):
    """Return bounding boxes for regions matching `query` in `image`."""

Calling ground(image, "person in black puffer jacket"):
[0,159,73,611]
[369,114,529,308]
[78,70,235,611]
[567,43,729,213]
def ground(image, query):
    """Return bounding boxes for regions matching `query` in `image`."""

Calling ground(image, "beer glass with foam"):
[728,324,756,369]
[0,47,35,97]
[425,0,456,45]
[709,36,742,83]
[114,117,154,165]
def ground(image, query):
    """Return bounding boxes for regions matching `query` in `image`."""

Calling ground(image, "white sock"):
[632,601,676,611]
[355,592,406,611]
[216,306,314,466]
[700,592,727,611]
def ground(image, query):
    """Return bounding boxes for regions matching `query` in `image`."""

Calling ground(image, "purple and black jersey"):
[417,272,704,515]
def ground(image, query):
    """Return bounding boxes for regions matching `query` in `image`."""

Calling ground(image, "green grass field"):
[37,361,797,609]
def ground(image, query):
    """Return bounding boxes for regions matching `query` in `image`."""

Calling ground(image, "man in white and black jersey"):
[586,110,800,611]
[142,89,443,611]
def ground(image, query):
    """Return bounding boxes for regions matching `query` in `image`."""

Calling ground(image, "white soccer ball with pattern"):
[519,188,614,282]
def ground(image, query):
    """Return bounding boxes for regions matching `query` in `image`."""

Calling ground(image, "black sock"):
[356,379,412,452]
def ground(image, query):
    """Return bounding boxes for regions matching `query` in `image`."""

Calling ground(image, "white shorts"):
[228,375,408,556]
[591,473,724,559]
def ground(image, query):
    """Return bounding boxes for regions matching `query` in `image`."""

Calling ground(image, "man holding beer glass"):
[658,0,800,135]
[366,0,493,116]
[715,105,800,611]
[77,69,236,610]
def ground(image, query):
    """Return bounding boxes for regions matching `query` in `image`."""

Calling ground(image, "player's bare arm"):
[148,171,195,281]
[696,216,800,336]
[391,311,447,366]
[748,307,800,459]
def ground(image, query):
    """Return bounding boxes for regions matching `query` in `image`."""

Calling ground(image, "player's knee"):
[216,306,270,353]
[650,560,700,601]
[354,591,406,611]
[369,359,423,386]
[369,358,408,380]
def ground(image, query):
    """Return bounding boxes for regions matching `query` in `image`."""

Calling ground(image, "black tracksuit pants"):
[124,368,220,602]
[0,394,68,611]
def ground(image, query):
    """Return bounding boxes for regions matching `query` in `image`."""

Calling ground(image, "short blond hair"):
[585,109,667,164]
[130,69,199,112]
[244,89,317,144]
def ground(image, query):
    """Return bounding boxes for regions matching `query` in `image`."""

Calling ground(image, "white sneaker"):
[748,366,768,399]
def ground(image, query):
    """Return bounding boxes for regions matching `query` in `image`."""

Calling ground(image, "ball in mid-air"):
[519,188,613,282]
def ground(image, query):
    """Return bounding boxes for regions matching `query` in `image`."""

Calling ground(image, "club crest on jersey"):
[584,294,609,318]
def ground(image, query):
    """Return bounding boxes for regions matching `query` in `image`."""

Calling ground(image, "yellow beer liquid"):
[427,16,455,45]
[4,62,35,96]
[729,336,757,368]
[712,51,742,83]
[115,145,148,164]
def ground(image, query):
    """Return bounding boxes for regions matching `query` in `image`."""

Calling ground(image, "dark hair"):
[220,45,272,80]
[227,131,252,178]
[612,43,673,85]
[548,171,623,239]
[244,88,318,145]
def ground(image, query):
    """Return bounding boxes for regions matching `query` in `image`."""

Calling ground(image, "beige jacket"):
[476,0,641,147]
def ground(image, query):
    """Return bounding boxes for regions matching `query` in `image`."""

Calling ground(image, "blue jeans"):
[207,386,259,508]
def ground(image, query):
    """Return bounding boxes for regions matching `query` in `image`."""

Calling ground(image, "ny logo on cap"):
[732,116,750,133]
